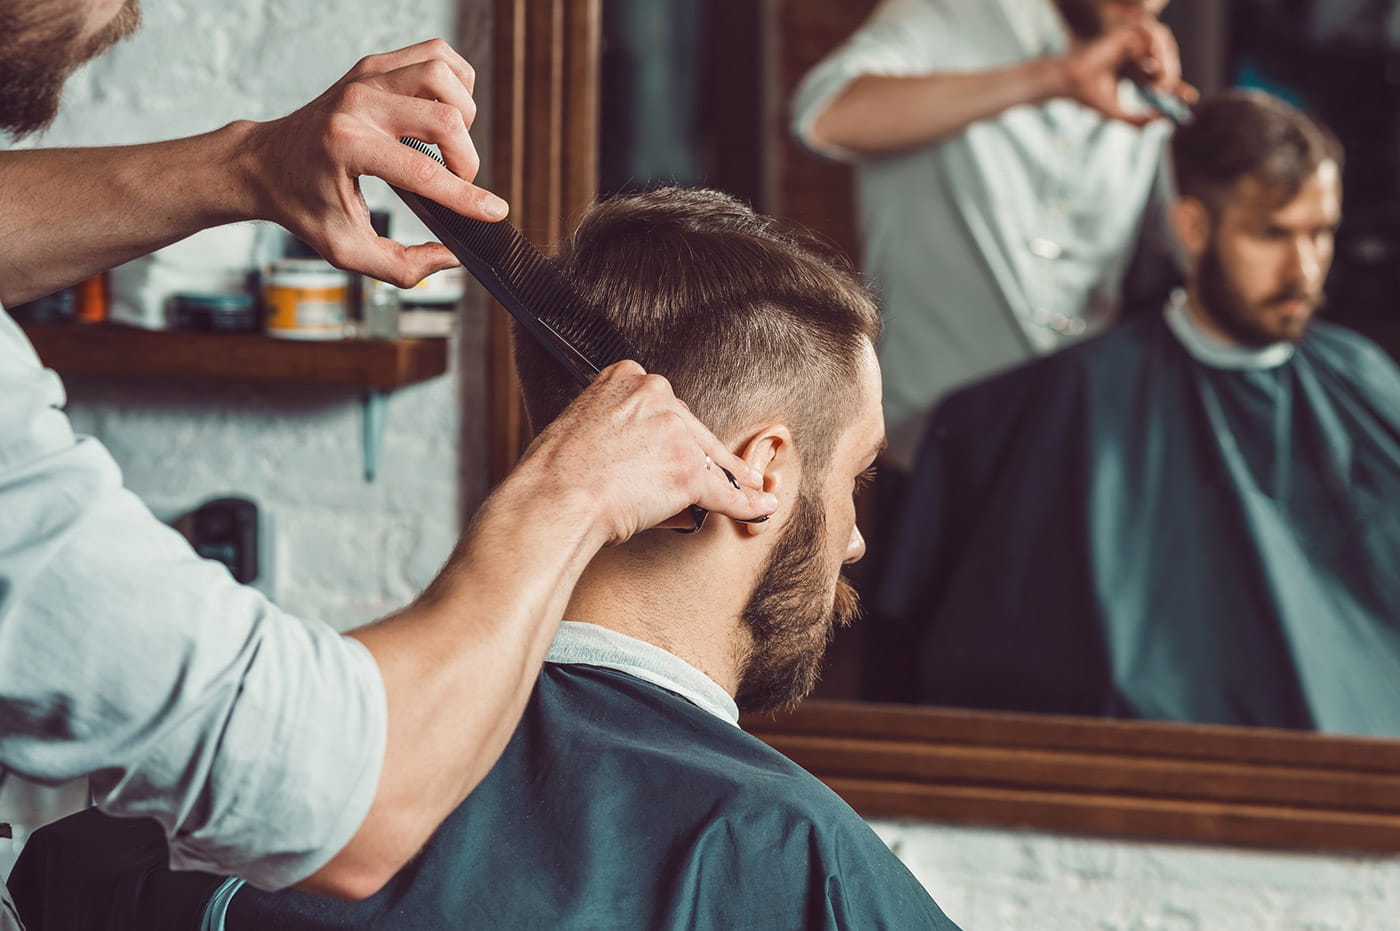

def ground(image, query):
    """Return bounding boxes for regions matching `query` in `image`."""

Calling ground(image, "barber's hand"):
[1060,20,1198,126]
[516,361,779,546]
[240,38,505,288]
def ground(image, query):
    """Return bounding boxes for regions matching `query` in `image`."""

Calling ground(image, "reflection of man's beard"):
[733,488,860,715]
[0,0,142,138]
[1198,237,1323,347]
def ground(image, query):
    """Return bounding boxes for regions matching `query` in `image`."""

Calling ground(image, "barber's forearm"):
[301,472,607,900]
[810,57,1068,156]
[0,122,260,306]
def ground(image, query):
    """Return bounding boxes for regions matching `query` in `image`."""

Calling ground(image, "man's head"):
[0,0,142,139]
[1054,0,1169,40]
[516,187,883,714]
[1170,90,1343,347]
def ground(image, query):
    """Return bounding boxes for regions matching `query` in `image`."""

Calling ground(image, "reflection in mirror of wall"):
[599,0,762,203]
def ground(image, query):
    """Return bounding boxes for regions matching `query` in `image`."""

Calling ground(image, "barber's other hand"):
[1060,20,1198,126]
[514,361,779,546]
[238,39,507,288]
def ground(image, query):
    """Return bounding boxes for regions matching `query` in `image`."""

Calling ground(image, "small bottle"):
[359,212,401,339]
[73,273,108,324]
[263,247,350,341]
[361,277,402,339]
[396,266,464,338]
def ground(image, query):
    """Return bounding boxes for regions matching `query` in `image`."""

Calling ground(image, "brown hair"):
[1171,89,1343,215]
[515,187,881,475]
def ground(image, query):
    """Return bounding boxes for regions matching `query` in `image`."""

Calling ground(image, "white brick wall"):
[25,0,493,628]
[6,2,1400,925]
[874,819,1400,930]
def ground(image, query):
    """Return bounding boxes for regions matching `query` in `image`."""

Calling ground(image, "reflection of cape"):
[878,308,1400,735]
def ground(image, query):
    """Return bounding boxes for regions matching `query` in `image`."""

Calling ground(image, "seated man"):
[878,90,1400,734]
[11,189,959,929]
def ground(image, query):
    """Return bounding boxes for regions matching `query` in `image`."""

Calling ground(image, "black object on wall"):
[188,497,260,585]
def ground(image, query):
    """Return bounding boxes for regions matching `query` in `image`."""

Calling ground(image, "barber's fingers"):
[359,93,498,217]
[1066,24,1170,127]
[361,61,483,181]
[345,38,476,95]
[241,41,507,288]
[597,361,768,501]
[1137,19,1186,93]
[325,82,500,222]
[536,361,778,544]
[340,239,461,293]
[673,407,773,522]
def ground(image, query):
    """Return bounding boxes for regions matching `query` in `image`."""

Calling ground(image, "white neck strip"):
[1164,290,1295,371]
[546,622,740,726]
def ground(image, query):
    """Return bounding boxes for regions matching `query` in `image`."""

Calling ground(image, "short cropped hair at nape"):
[1171,89,1343,217]
[514,187,881,477]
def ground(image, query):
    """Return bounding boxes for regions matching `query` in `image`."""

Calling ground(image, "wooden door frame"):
[489,0,601,483]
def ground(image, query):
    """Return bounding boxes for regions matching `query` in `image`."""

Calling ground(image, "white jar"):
[263,258,350,340]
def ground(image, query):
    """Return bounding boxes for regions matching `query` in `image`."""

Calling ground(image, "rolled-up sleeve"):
[790,0,954,162]
[0,312,386,890]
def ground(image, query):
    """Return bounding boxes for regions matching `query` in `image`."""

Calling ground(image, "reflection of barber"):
[792,0,1195,470]
[0,2,774,923]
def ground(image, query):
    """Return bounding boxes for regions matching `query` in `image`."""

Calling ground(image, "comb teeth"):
[391,138,637,386]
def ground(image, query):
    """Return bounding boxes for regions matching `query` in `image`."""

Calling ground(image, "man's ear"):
[1170,197,1211,260]
[736,424,798,536]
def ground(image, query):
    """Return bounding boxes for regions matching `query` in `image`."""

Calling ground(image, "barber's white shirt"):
[792,0,1174,467]
[0,301,387,909]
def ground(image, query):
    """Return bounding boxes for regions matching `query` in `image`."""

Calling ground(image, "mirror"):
[489,0,1400,851]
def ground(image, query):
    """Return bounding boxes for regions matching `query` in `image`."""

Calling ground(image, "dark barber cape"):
[6,809,223,929]
[877,303,1400,734]
[10,661,957,930]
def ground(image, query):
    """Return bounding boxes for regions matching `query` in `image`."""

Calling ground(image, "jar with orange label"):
[262,257,349,340]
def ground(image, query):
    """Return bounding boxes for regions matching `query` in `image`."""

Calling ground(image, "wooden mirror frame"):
[489,0,1400,855]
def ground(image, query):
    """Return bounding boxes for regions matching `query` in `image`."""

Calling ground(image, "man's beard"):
[0,0,142,139]
[733,488,861,715]
[1198,236,1323,347]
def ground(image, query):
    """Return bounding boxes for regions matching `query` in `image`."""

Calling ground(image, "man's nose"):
[844,524,867,564]
[1289,236,1322,285]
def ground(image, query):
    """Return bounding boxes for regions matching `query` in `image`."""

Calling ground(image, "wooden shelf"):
[19,323,449,390]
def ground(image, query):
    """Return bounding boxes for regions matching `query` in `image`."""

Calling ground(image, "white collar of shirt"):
[546,621,740,726]
[1163,290,1296,370]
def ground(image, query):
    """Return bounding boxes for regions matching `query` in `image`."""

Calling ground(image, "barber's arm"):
[0,344,771,904]
[316,362,776,898]
[0,38,497,306]
[0,33,775,900]
[802,19,1192,158]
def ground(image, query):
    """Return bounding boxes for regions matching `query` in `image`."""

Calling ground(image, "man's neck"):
[1183,285,1244,348]
[562,546,755,700]
[1165,288,1295,371]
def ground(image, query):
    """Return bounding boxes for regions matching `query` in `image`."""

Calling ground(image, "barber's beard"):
[1198,238,1323,347]
[733,489,860,715]
[0,0,142,139]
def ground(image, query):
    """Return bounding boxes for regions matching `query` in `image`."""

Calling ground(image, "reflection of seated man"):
[11,189,960,930]
[878,90,1400,734]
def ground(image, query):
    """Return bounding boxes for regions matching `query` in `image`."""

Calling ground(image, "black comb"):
[393,137,634,388]
[390,137,752,532]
